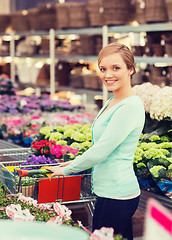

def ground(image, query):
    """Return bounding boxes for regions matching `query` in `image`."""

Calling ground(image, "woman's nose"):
[105,70,113,78]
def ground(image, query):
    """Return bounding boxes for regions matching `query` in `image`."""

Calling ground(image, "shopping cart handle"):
[18,169,53,177]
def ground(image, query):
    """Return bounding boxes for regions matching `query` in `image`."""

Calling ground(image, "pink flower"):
[0,207,6,210]
[6,204,21,219]
[50,145,63,158]
[53,202,72,220]
[62,145,79,155]
[90,227,114,240]
[31,115,40,120]
[69,147,79,155]
[49,210,54,213]
[47,216,63,225]
[6,205,35,222]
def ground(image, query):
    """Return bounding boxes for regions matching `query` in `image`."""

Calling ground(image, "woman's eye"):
[100,68,105,72]
[113,67,119,70]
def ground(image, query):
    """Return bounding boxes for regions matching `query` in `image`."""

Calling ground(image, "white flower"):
[53,202,72,220]
[150,86,172,120]
[90,227,114,240]
[132,82,161,113]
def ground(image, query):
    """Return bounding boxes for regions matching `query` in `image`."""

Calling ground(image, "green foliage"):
[81,141,92,150]
[134,130,172,185]
[158,142,172,149]
[71,132,86,143]
[160,135,170,142]
[48,132,63,142]
[15,176,36,186]
[149,165,166,178]
[133,148,144,163]
[144,149,167,160]
[168,164,172,170]
[136,163,147,169]
[39,126,53,135]
[54,126,64,133]
[149,135,161,142]
[70,142,81,149]
[64,129,76,138]
[85,132,92,141]
[56,140,68,146]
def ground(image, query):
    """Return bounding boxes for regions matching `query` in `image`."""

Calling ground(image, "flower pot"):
[20,185,35,198]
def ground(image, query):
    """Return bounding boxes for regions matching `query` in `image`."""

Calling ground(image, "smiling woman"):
[46,42,145,240]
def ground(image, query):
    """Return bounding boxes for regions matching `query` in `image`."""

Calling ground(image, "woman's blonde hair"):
[98,42,136,78]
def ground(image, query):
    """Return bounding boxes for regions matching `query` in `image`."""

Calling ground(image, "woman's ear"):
[129,68,134,76]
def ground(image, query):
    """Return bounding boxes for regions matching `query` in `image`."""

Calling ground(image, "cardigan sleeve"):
[62,102,144,176]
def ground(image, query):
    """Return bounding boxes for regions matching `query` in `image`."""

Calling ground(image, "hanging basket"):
[79,35,95,55]
[135,0,146,24]
[11,11,29,32]
[165,0,172,21]
[0,14,11,32]
[69,2,90,28]
[55,3,70,29]
[102,0,132,25]
[87,0,104,27]
[27,8,40,31]
[37,2,56,30]
[145,0,168,23]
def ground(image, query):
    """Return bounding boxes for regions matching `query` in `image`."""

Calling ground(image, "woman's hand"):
[46,160,72,180]
[46,166,63,181]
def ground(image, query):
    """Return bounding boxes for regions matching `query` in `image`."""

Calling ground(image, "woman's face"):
[98,52,133,92]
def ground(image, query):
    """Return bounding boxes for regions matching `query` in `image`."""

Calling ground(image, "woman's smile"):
[105,79,118,86]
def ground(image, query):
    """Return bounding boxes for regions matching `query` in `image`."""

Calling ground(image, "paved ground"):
[133,208,145,239]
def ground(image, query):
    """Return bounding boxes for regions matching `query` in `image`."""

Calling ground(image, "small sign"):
[144,198,172,240]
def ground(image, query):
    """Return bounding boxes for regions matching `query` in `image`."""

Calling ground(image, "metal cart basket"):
[16,163,96,205]
[0,147,31,167]
[0,147,96,210]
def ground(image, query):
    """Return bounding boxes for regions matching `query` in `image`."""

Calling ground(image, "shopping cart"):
[0,147,31,194]
[0,147,31,167]
[16,164,96,204]
[0,147,96,224]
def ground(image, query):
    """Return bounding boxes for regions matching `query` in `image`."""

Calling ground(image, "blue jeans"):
[92,196,140,240]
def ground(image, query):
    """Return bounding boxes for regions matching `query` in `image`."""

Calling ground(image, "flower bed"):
[0,94,85,114]
[0,183,126,239]
[0,112,96,147]
[134,132,172,198]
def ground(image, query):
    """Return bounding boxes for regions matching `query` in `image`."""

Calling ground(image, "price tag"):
[144,198,172,240]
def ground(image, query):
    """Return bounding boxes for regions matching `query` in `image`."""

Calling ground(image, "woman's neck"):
[112,87,134,103]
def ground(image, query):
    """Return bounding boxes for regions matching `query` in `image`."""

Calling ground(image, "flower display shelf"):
[138,190,172,212]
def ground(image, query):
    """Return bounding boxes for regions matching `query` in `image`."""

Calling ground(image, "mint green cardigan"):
[62,96,145,198]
